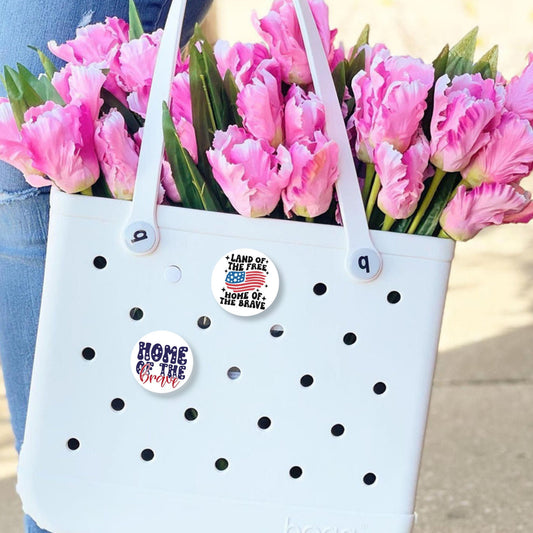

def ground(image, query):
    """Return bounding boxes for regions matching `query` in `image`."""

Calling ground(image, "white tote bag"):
[18,1,455,532]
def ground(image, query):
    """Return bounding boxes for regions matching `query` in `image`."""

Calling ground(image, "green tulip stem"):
[407,168,446,234]
[365,172,381,221]
[438,229,450,238]
[305,217,314,223]
[362,163,375,204]
[382,215,396,232]
[80,187,93,196]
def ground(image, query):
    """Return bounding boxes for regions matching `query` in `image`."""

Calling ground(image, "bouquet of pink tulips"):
[1,0,533,240]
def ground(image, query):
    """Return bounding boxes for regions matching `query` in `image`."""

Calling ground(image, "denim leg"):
[0,1,212,532]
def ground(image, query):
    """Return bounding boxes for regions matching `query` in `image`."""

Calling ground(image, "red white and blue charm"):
[211,248,280,317]
[130,331,194,394]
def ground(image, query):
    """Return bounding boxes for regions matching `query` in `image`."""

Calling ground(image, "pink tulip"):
[0,98,49,187]
[375,131,431,219]
[252,0,339,85]
[21,101,100,193]
[505,52,533,123]
[214,41,270,89]
[206,125,289,217]
[52,64,106,121]
[350,51,434,163]
[462,112,533,187]
[94,110,138,200]
[279,131,339,218]
[170,71,193,123]
[284,84,325,146]
[48,17,128,68]
[440,183,530,241]
[236,59,284,147]
[430,73,505,172]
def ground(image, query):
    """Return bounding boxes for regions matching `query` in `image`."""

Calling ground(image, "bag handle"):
[123,0,382,281]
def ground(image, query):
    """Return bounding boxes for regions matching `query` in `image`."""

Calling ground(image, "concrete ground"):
[1,221,532,533]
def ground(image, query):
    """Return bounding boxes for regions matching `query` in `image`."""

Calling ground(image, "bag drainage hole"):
[290,466,303,479]
[82,347,95,361]
[387,291,401,304]
[67,438,80,451]
[141,449,155,462]
[343,332,357,345]
[363,473,377,485]
[197,316,211,329]
[93,256,107,269]
[258,417,272,430]
[331,424,345,437]
[227,367,241,380]
[373,382,387,395]
[270,324,284,338]
[215,458,229,471]
[111,398,125,411]
[129,307,144,321]
[313,283,327,296]
[300,374,314,387]
[184,408,199,421]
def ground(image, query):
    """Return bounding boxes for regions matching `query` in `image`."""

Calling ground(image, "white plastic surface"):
[18,189,455,533]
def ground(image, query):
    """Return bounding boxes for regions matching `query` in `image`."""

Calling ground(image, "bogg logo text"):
[285,518,358,533]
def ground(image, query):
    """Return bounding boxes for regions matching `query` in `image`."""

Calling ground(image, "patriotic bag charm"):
[17,1,454,532]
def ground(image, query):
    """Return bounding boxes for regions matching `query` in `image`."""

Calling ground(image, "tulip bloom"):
[440,183,531,241]
[214,41,270,89]
[21,102,100,193]
[48,17,128,68]
[284,84,325,147]
[350,51,434,163]
[0,98,48,187]
[236,59,284,147]
[505,52,533,124]
[206,125,289,217]
[430,73,505,172]
[375,131,431,220]
[279,131,339,218]
[52,64,106,121]
[253,0,340,85]
[462,112,533,187]
[95,110,139,200]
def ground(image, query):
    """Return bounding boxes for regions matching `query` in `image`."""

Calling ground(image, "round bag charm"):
[211,248,280,317]
[130,331,194,394]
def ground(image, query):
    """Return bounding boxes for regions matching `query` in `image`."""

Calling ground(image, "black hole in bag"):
[331,424,345,437]
[130,307,144,320]
[215,458,229,471]
[270,325,284,338]
[343,333,357,345]
[93,256,107,269]
[141,449,155,462]
[111,398,125,411]
[387,291,401,304]
[67,438,80,451]
[227,367,241,380]
[300,375,314,388]
[313,283,327,296]
[258,417,272,430]
[82,347,95,361]
[185,408,198,421]
[374,382,387,395]
[197,316,211,329]
[364,473,377,485]
[290,466,303,479]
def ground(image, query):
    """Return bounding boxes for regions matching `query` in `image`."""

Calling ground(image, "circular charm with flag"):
[211,248,280,316]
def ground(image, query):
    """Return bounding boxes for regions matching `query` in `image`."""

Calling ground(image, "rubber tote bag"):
[18,1,455,531]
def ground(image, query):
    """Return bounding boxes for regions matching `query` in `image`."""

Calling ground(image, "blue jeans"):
[0,1,212,532]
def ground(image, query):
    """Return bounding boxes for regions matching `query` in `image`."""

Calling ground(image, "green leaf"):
[162,102,221,211]
[91,171,114,198]
[473,45,499,80]
[223,70,243,127]
[446,26,478,77]
[101,88,143,134]
[332,60,347,105]
[416,172,462,236]
[28,46,58,80]
[349,24,370,62]
[17,63,64,105]
[422,44,449,139]
[8,65,43,109]
[346,48,366,90]
[4,67,29,128]
[128,0,144,40]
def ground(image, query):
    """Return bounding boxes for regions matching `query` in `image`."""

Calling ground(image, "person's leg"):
[0,1,212,532]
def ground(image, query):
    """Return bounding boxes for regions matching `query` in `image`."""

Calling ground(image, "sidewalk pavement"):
[1,221,532,533]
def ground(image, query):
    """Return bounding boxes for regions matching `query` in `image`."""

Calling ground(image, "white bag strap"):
[123,0,382,281]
